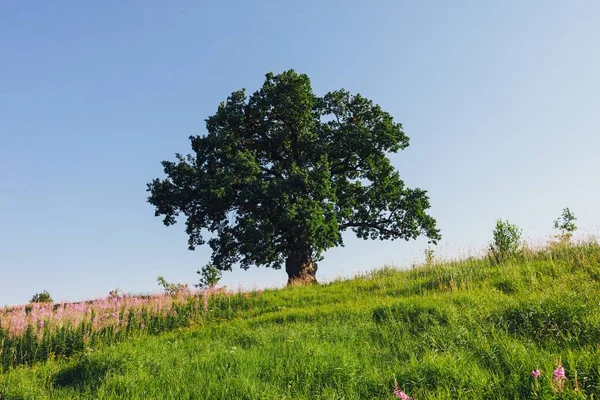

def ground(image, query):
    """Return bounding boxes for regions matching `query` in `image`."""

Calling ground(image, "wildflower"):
[552,363,567,391]
[553,365,566,381]
[531,368,542,392]
[393,376,413,400]
[394,390,411,400]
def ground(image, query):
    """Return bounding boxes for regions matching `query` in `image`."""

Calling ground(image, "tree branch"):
[330,154,354,175]
[339,221,397,236]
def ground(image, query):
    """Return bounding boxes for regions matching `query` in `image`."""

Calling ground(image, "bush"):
[489,219,522,264]
[30,291,53,303]
[195,263,222,289]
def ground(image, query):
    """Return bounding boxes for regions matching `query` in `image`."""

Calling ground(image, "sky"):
[1,1,599,306]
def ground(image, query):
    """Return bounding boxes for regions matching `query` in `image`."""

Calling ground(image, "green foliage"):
[195,263,222,289]
[30,290,53,303]
[554,207,577,242]
[489,219,522,264]
[156,276,188,297]
[147,70,440,280]
[2,240,600,399]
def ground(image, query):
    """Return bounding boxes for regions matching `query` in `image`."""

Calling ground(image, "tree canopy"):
[147,70,440,284]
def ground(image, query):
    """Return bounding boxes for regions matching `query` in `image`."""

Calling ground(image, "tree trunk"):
[285,252,318,285]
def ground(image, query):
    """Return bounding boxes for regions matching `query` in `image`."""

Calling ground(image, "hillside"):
[1,241,600,399]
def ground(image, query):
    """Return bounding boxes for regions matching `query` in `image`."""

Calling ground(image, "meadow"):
[1,240,600,399]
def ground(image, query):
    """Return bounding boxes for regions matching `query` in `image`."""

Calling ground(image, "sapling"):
[553,207,577,243]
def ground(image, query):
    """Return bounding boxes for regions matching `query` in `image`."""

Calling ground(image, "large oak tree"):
[147,70,440,284]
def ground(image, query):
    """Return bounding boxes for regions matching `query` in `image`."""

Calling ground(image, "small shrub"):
[195,263,222,289]
[30,291,53,303]
[489,219,522,264]
[554,207,577,243]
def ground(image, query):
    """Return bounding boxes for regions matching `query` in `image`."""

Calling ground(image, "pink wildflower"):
[393,377,413,400]
[394,390,411,400]
[552,363,567,391]
[531,369,541,378]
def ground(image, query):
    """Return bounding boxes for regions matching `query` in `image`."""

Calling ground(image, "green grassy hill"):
[2,242,600,399]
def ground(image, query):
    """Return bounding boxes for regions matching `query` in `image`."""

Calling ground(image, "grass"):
[1,240,600,399]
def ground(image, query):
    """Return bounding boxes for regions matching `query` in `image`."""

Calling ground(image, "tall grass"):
[1,239,599,399]
[0,287,266,372]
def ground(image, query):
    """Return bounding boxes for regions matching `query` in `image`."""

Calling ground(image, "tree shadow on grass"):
[53,356,124,393]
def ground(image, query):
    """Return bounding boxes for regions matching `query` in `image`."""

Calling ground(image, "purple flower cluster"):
[553,365,566,381]
[553,364,567,391]
[531,362,571,393]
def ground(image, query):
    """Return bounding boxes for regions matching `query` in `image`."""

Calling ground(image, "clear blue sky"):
[1,1,599,306]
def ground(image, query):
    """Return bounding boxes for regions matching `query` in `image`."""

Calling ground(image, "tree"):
[30,290,53,303]
[553,207,577,243]
[147,70,441,284]
[489,219,522,264]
